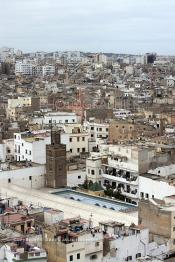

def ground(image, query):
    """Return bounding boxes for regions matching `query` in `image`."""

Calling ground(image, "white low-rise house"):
[14,130,51,164]
[0,162,45,189]
[31,112,78,126]
[101,221,169,262]
[139,164,175,200]
[86,154,103,184]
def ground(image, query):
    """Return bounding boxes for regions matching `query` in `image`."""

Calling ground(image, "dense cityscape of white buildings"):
[0,47,175,261]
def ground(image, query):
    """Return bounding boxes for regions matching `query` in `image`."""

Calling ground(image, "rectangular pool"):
[53,189,136,212]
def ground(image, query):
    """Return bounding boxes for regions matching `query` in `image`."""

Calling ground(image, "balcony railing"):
[102,173,138,186]
[121,189,139,199]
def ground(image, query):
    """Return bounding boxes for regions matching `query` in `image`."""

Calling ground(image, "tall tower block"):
[46,130,67,188]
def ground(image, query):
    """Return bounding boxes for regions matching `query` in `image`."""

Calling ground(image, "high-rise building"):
[45,130,67,188]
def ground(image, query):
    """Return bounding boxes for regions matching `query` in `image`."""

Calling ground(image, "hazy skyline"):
[1,0,175,54]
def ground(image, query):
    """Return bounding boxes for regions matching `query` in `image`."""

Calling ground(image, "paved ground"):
[0,185,138,226]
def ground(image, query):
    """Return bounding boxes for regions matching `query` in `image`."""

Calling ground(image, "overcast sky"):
[1,0,175,54]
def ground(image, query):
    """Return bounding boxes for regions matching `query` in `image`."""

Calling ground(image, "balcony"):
[102,168,138,186]
[121,189,139,199]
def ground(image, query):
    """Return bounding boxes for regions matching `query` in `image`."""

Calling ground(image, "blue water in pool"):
[53,190,135,212]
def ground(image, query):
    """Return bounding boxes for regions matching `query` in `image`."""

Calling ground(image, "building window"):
[65,120,68,123]
[173,227,175,232]
[136,253,141,258]
[29,176,32,181]
[173,239,175,245]
[25,149,27,154]
[145,193,149,199]
[90,254,97,260]
[126,256,132,261]
[70,149,72,153]
[82,148,85,153]
[99,169,101,175]
[106,128,108,132]
[77,137,80,142]
[88,169,90,174]
[95,242,100,246]
[140,192,144,198]
[91,127,94,130]
[69,138,72,142]
[91,170,95,175]
[22,143,24,146]
[78,176,81,179]
[29,151,31,155]
[77,253,80,260]
[91,134,94,138]
[99,128,102,131]
[72,119,75,123]
[69,255,73,261]
[82,137,85,141]
[77,148,80,153]
[8,178,11,183]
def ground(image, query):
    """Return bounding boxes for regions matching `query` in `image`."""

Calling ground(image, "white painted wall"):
[0,144,6,162]
[0,165,45,189]
[67,170,86,187]
[139,176,175,200]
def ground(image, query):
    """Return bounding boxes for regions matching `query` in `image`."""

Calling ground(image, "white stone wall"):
[0,165,45,189]
[139,176,175,200]
[67,170,86,187]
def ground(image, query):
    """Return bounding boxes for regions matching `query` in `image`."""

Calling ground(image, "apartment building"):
[42,65,55,76]
[84,119,109,151]
[15,61,55,76]
[61,124,89,158]
[15,61,33,75]
[100,144,155,205]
